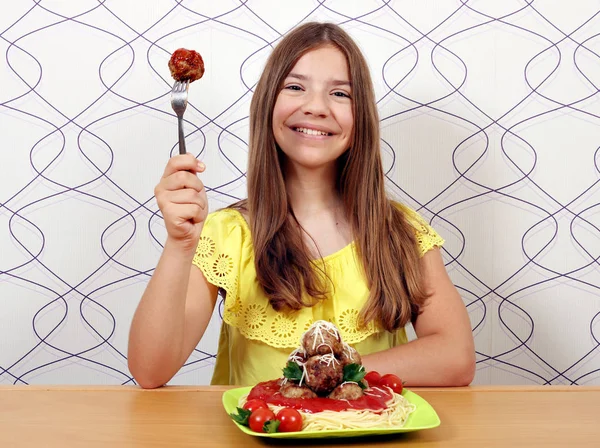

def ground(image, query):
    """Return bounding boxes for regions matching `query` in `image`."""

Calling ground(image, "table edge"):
[1,385,599,392]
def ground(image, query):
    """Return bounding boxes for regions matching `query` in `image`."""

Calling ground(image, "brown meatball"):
[168,48,205,82]
[338,343,361,367]
[328,382,364,400]
[302,321,343,357]
[280,382,318,399]
[287,347,308,365]
[304,354,343,395]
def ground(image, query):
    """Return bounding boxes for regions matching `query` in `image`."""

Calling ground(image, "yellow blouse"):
[192,204,444,386]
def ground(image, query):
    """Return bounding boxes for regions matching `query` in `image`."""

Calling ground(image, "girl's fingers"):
[166,188,207,210]
[162,171,205,193]
[162,153,205,178]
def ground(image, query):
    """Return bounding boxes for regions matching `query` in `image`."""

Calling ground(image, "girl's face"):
[272,45,354,171]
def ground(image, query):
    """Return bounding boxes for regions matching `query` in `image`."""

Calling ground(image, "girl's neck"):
[284,162,341,217]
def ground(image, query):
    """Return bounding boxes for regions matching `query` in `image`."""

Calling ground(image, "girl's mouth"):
[292,127,332,137]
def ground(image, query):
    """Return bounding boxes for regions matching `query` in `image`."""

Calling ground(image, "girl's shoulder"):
[392,201,445,256]
[193,207,253,300]
[205,207,250,231]
[200,207,253,247]
[194,207,253,271]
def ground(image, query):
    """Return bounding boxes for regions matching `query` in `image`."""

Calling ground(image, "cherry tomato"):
[242,399,269,413]
[248,407,276,433]
[379,373,403,394]
[364,371,382,387]
[276,408,303,432]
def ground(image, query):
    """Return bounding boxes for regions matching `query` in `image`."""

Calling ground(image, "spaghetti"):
[238,387,416,431]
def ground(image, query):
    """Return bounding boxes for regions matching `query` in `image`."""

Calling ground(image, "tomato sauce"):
[246,380,393,413]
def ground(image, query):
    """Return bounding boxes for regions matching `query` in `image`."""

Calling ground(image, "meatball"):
[288,347,307,365]
[302,321,343,357]
[168,48,205,83]
[280,382,317,399]
[339,343,361,367]
[328,382,364,400]
[304,354,343,395]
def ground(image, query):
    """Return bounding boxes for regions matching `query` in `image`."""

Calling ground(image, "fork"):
[170,80,190,155]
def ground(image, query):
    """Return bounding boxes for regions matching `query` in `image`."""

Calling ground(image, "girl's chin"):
[281,150,346,170]
[283,155,338,169]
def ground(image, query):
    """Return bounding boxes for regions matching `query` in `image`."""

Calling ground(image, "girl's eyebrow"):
[287,72,352,88]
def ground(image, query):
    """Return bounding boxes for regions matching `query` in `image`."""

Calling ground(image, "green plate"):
[222,386,440,439]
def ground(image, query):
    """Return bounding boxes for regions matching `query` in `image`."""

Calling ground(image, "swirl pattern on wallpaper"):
[1,0,599,385]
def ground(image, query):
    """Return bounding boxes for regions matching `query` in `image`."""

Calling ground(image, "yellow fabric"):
[192,204,445,386]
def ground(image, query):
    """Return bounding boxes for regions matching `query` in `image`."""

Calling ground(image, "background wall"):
[1,0,599,386]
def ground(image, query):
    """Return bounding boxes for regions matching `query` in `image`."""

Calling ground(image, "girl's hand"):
[154,154,208,250]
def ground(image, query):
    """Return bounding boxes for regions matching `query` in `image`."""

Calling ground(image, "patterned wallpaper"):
[1,1,599,386]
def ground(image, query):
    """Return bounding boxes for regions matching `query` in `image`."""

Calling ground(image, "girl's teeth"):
[295,127,328,136]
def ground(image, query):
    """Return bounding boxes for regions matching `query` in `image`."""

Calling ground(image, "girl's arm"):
[127,241,218,389]
[361,248,476,386]
[128,154,219,389]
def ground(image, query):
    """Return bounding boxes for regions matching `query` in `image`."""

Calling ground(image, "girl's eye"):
[333,91,351,98]
[285,85,302,91]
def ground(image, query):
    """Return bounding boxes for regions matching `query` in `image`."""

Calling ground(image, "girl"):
[128,22,475,389]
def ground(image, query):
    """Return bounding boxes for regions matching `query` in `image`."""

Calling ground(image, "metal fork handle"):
[177,115,186,154]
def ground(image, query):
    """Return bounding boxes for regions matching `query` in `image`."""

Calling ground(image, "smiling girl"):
[128,22,476,388]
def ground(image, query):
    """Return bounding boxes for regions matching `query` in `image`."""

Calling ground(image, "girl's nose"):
[301,91,329,117]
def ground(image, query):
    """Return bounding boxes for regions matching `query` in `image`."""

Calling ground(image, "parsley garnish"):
[282,361,303,381]
[343,363,366,385]
[264,420,280,433]
[229,407,252,426]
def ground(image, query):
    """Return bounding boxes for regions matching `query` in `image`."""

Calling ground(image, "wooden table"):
[1,385,599,447]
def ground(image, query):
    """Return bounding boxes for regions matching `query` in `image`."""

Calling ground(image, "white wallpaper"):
[1,0,599,386]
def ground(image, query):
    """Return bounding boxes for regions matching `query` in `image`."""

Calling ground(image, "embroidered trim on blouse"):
[192,207,444,348]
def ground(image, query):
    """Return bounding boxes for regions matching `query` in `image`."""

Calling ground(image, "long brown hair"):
[233,22,427,332]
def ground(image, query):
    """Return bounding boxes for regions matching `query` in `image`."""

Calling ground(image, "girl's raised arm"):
[127,154,219,389]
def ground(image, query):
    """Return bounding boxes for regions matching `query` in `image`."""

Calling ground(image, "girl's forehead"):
[286,45,350,79]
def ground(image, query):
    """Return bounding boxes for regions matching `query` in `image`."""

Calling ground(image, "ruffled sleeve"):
[192,208,250,305]
[396,203,445,256]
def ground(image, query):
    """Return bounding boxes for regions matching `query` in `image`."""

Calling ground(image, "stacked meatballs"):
[280,320,365,401]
